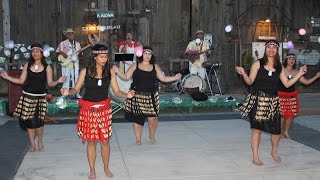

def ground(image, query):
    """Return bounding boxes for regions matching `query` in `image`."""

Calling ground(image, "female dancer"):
[278,53,320,138]
[61,44,135,179]
[0,42,66,152]
[113,46,181,145]
[235,40,307,165]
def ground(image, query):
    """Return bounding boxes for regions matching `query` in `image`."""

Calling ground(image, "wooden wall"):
[1,0,320,94]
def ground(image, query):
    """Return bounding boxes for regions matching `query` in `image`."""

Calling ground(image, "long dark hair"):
[138,46,156,64]
[87,44,110,78]
[28,42,47,67]
[259,40,282,73]
[283,53,296,69]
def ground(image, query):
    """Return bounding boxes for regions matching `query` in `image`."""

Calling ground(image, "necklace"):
[34,64,40,71]
[97,79,102,86]
[286,68,294,79]
[266,65,273,76]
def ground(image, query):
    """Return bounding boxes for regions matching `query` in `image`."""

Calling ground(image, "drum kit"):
[178,47,223,98]
[178,63,222,97]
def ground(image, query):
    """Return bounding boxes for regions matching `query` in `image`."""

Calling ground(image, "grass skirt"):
[237,91,281,134]
[13,92,46,129]
[124,91,159,126]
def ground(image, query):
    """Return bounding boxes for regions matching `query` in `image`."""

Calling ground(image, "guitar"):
[58,34,99,67]
[186,46,215,66]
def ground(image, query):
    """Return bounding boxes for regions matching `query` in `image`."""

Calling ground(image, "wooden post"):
[191,0,200,36]
[2,0,10,41]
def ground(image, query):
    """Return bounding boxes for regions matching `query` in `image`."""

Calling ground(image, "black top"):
[22,65,48,94]
[131,63,158,92]
[252,60,280,95]
[278,76,295,92]
[82,69,111,102]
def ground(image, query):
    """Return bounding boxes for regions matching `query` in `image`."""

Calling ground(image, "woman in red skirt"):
[278,53,320,138]
[61,44,135,179]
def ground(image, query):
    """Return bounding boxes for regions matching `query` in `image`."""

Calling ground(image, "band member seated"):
[185,30,211,79]
[118,32,140,72]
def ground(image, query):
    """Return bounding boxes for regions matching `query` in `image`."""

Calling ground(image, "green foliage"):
[244,55,254,70]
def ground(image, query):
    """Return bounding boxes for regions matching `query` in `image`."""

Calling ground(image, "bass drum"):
[109,76,132,103]
[181,74,206,93]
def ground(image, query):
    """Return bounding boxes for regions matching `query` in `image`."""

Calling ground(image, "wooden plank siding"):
[1,0,320,94]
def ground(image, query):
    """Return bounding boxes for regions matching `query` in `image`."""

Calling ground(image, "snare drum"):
[181,74,206,93]
[109,76,132,103]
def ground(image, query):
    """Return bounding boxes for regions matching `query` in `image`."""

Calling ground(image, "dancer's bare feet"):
[88,170,96,180]
[252,159,263,166]
[149,136,156,144]
[283,131,291,139]
[135,140,142,145]
[28,146,36,152]
[38,143,44,152]
[271,153,281,163]
[104,168,114,178]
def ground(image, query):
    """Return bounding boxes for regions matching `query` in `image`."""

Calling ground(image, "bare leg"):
[87,141,97,180]
[27,128,36,152]
[36,126,44,151]
[280,117,286,138]
[148,117,158,144]
[133,123,143,145]
[283,118,293,139]
[100,141,113,178]
[251,129,263,165]
[271,134,281,163]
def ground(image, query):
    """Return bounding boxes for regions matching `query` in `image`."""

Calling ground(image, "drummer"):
[185,30,211,79]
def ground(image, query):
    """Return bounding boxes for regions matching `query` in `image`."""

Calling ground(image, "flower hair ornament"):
[265,41,279,48]
[31,47,43,52]
[28,44,55,57]
[285,54,296,60]
[135,46,143,57]
[143,49,153,54]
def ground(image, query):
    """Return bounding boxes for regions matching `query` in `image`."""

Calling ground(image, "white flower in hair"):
[43,50,50,57]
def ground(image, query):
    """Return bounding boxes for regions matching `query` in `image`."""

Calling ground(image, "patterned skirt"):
[278,90,299,119]
[13,91,47,129]
[236,91,281,135]
[78,98,112,143]
[124,91,159,126]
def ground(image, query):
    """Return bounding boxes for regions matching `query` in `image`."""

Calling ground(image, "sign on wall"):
[97,10,115,18]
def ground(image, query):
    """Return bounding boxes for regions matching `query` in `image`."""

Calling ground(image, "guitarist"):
[185,30,210,79]
[56,28,82,98]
